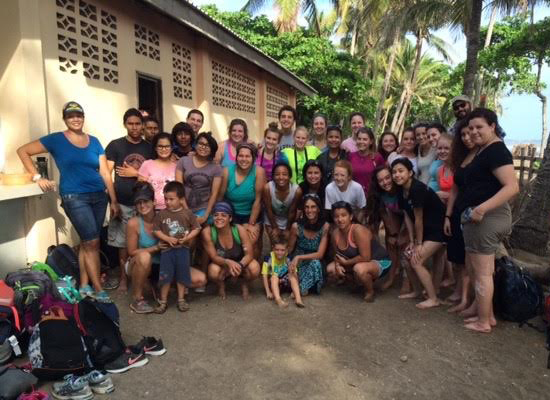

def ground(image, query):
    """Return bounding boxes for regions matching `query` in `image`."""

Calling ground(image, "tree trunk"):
[510,58,550,256]
[474,5,497,105]
[374,32,400,133]
[390,87,408,132]
[535,58,548,155]
[463,0,483,97]
[350,21,358,56]
[394,32,423,136]
[381,103,391,133]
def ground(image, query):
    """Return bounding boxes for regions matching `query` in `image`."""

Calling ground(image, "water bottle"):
[36,156,49,179]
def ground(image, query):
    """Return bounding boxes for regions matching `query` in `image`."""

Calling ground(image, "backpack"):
[28,306,88,380]
[74,299,125,369]
[5,271,61,330]
[45,244,80,284]
[493,256,544,323]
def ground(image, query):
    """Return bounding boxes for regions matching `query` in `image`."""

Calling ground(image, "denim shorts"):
[61,191,108,242]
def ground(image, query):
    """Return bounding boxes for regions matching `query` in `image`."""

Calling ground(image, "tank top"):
[138,217,160,263]
[225,164,257,216]
[267,181,298,230]
[211,226,244,261]
[221,141,237,168]
[336,224,360,259]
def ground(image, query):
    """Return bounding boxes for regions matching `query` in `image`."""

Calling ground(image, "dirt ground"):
[94,281,550,400]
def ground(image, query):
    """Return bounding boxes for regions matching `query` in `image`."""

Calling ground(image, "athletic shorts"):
[107,204,135,248]
[159,247,191,286]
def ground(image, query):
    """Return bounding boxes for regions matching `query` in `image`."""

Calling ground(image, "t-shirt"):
[138,160,176,210]
[462,141,513,209]
[387,153,419,176]
[427,159,443,191]
[176,156,222,212]
[325,180,366,210]
[397,179,445,237]
[341,137,358,153]
[261,252,290,276]
[348,151,385,197]
[39,132,105,195]
[316,149,347,184]
[281,146,322,185]
[381,193,401,214]
[417,147,437,185]
[105,137,154,206]
[279,133,294,150]
[153,208,200,249]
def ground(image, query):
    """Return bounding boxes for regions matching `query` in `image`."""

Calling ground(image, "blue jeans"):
[61,191,108,242]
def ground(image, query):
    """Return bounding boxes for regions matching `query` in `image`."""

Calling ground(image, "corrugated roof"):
[138,0,316,96]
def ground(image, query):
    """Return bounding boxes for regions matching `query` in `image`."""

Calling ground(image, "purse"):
[0,365,38,400]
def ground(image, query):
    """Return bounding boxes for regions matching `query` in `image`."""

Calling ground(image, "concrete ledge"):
[0,183,45,202]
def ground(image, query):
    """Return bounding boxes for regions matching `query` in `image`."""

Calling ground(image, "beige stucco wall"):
[0,0,298,271]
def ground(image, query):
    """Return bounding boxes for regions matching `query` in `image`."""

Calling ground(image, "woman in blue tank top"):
[126,182,207,313]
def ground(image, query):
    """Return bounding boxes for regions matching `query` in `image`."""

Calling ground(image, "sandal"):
[177,299,190,312]
[154,300,167,314]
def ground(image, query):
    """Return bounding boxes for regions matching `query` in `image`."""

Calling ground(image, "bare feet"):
[381,279,394,291]
[241,284,250,300]
[447,302,468,313]
[275,298,288,308]
[400,279,411,294]
[364,292,375,303]
[398,291,421,299]
[441,278,456,288]
[416,298,441,309]
[458,306,477,318]
[117,278,128,293]
[464,321,492,333]
[464,316,497,327]
[445,293,461,303]
[218,284,226,300]
[295,301,305,308]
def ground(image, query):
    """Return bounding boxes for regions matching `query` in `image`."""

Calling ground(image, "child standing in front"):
[262,236,304,308]
[153,181,201,313]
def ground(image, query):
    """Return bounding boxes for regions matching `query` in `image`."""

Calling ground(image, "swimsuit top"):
[336,224,360,259]
[211,225,244,262]
[221,141,237,168]
[138,216,160,263]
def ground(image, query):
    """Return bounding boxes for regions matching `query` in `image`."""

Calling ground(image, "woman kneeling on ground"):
[126,182,207,313]
[288,194,329,296]
[326,201,391,302]
[203,202,260,300]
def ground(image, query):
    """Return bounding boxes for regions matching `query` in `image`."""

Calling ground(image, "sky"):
[194,0,550,145]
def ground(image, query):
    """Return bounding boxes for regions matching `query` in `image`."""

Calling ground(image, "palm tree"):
[242,0,338,33]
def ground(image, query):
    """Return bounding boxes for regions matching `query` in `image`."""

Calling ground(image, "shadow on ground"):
[102,282,550,400]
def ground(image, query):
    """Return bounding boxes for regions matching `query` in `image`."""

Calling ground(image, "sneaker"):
[129,336,166,356]
[194,286,206,293]
[102,276,120,291]
[81,370,114,394]
[105,349,149,373]
[78,285,95,298]
[130,299,154,314]
[51,375,93,400]
[93,290,113,303]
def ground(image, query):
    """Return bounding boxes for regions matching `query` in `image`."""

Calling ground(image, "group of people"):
[17,95,519,334]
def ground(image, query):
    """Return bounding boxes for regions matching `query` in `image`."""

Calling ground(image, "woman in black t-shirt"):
[460,108,518,334]
[391,158,446,309]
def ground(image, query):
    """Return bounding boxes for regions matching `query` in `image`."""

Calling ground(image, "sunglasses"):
[453,102,468,111]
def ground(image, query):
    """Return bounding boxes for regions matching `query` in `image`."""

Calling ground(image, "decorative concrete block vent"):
[56,0,118,83]
[266,85,289,119]
[134,23,160,61]
[172,43,193,100]
[211,60,256,114]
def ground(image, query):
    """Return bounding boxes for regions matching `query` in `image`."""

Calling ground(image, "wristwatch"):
[32,174,42,182]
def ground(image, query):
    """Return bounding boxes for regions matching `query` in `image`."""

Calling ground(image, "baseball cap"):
[133,183,155,204]
[450,95,471,105]
[62,101,84,118]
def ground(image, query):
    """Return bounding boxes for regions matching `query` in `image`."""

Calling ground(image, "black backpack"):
[45,244,80,283]
[28,306,88,380]
[493,256,544,323]
[74,299,125,369]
